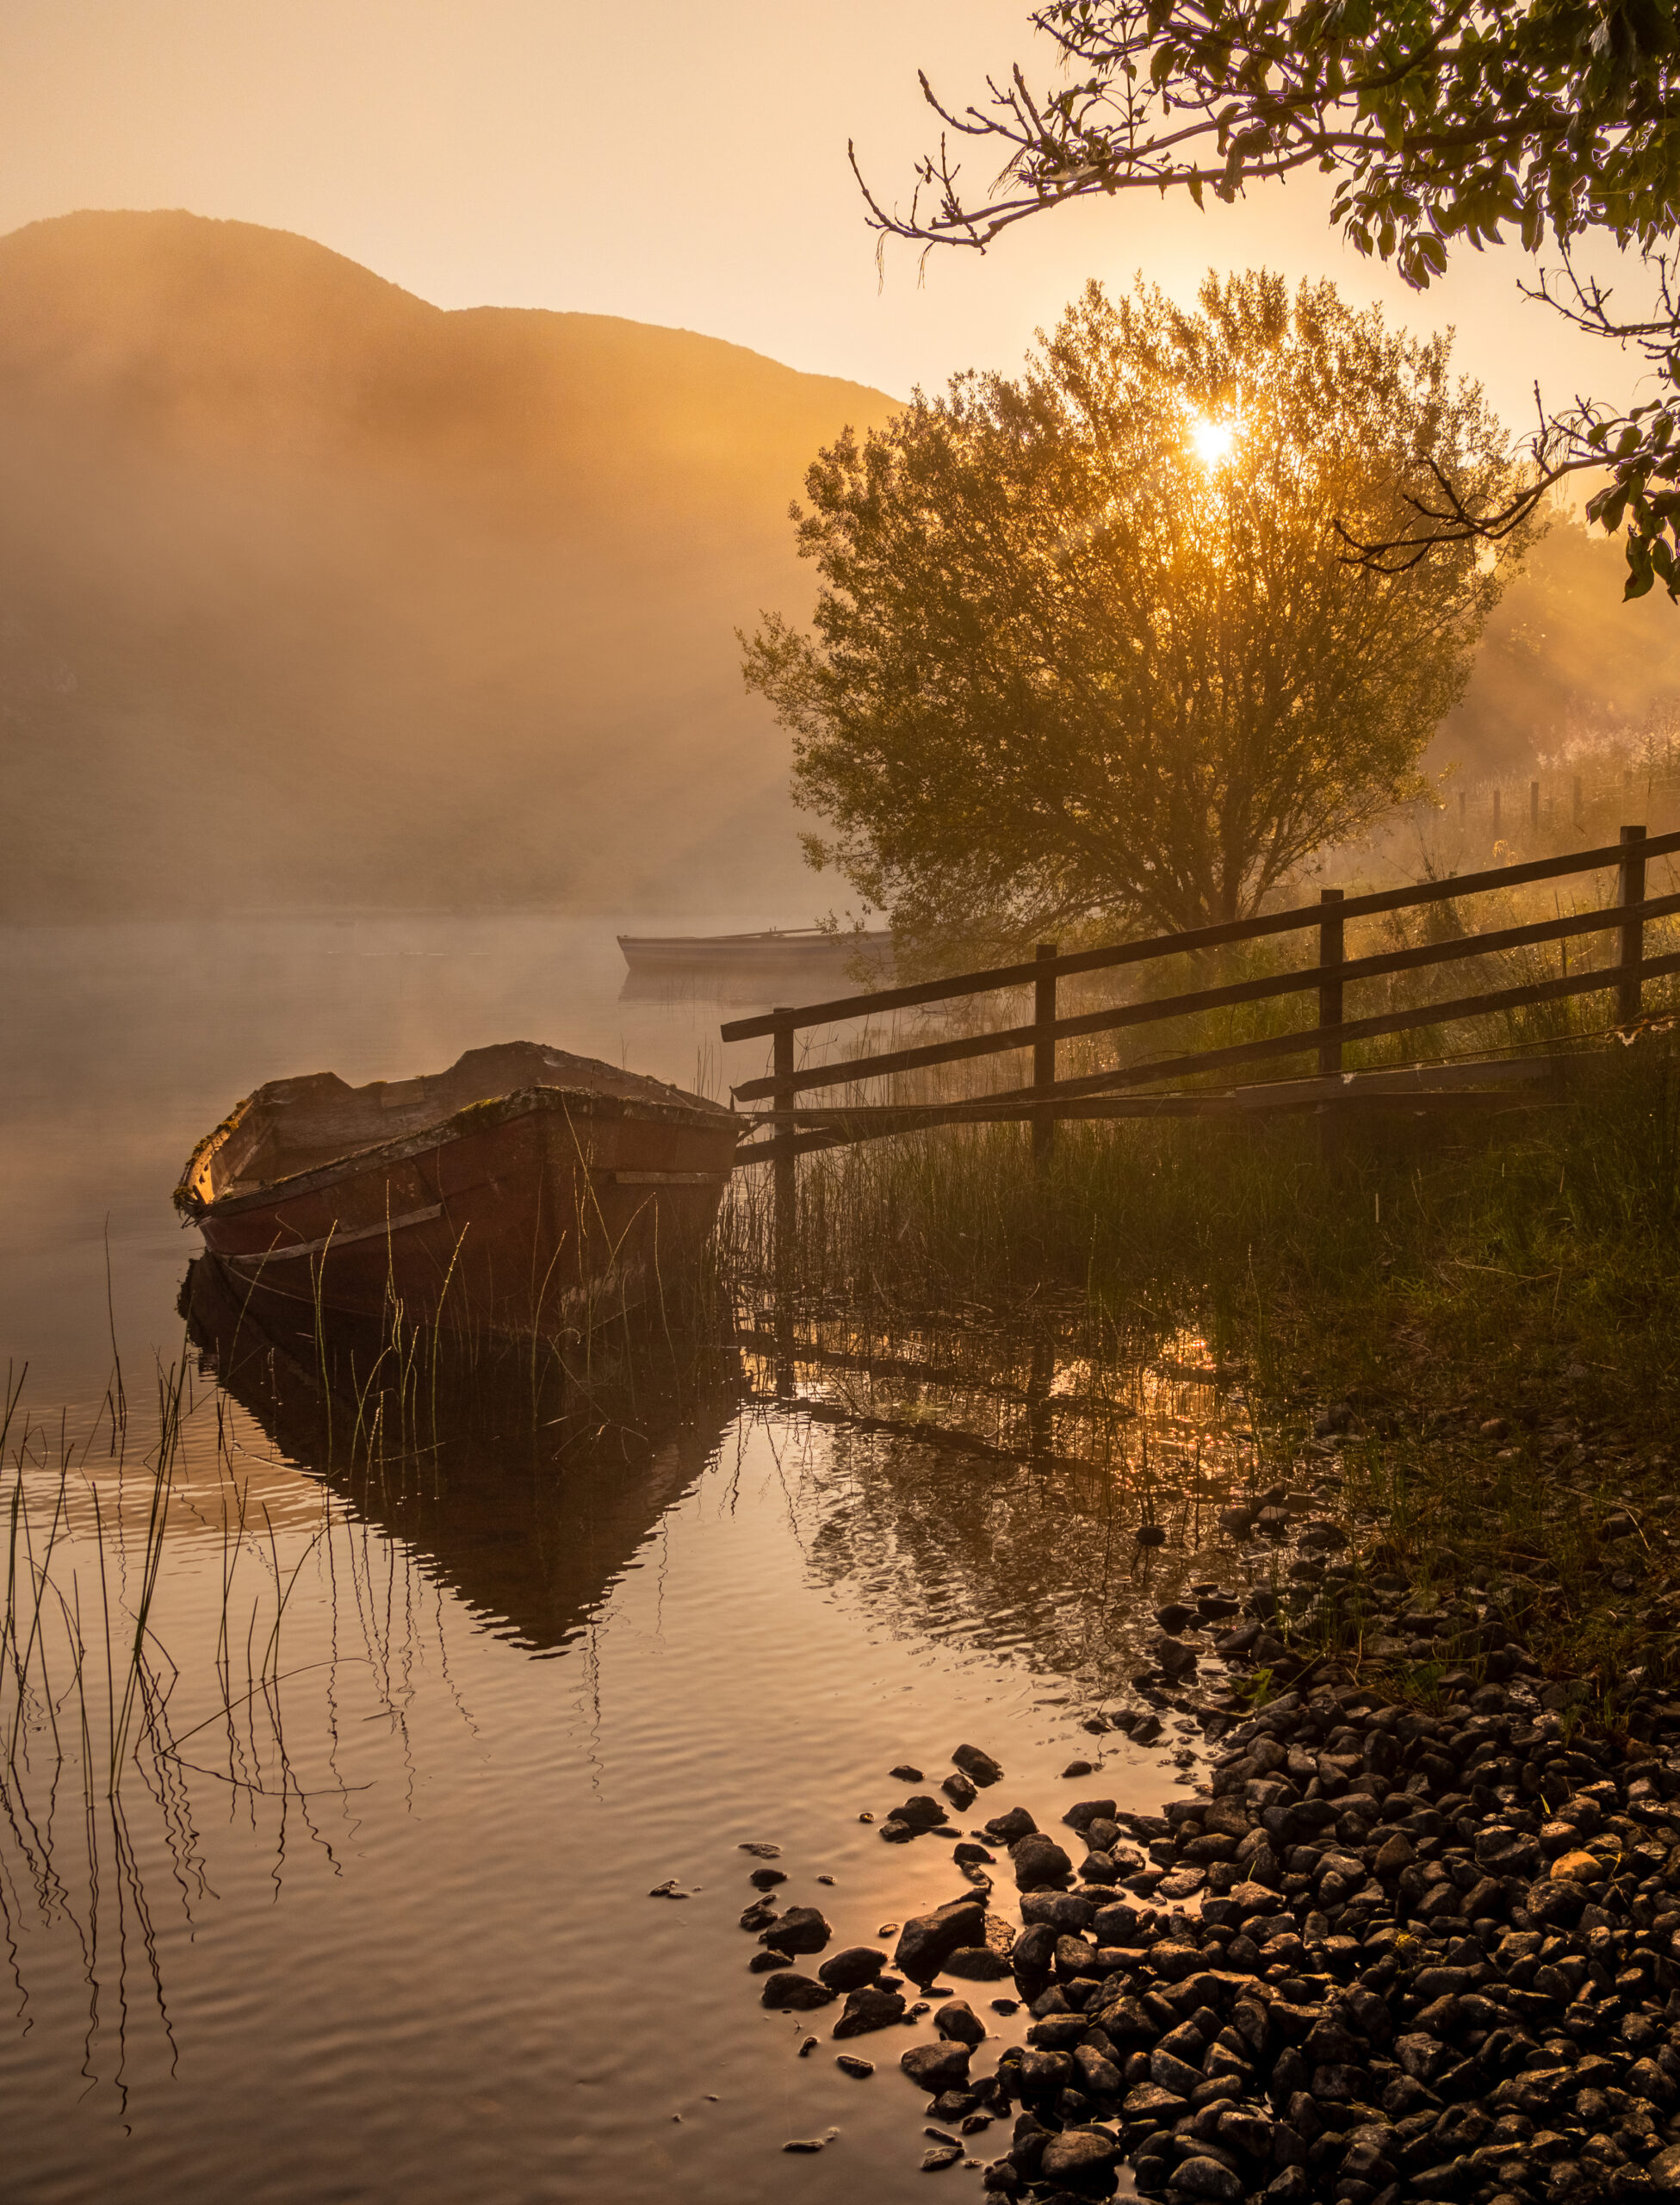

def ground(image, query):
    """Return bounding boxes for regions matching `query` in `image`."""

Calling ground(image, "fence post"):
[1530,780,1540,832]
[772,1009,796,1314]
[1033,942,1058,1171]
[1317,889,1345,1078]
[1618,825,1647,1028]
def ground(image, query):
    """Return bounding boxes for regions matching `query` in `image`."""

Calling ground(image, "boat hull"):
[187,1084,739,1338]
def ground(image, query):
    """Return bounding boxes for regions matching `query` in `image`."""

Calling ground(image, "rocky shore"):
[746,1594,1680,2203]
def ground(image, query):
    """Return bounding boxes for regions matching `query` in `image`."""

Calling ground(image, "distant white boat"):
[617,927,892,978]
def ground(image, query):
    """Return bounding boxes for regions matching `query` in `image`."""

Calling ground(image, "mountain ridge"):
[0,208,901,918]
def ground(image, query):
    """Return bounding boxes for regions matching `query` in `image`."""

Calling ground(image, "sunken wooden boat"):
[173,1040,740,1336]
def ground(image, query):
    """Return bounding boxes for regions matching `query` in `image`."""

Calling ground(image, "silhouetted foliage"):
[860,0,1680,601]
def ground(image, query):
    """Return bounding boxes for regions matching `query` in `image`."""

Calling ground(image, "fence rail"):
[723,829,1680,1267]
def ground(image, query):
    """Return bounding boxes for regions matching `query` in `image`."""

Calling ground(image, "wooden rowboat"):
[617,926,891,977]
[173,1040,739,1336]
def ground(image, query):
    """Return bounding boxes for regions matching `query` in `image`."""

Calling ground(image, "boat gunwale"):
[174,1080,738,1226]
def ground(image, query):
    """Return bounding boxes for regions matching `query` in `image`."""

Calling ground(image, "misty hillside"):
[1435,509,1680,781]
[0,209,901,918]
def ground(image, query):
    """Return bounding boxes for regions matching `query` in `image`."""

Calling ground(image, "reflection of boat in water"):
[173,1040,739,1339]
[617,928,891,981]
[181,1255,746,1652]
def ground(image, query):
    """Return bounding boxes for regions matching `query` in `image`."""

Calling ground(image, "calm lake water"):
[0,916,1256,2204]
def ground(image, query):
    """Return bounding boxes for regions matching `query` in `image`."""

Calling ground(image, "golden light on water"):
[1188,413,1237,467]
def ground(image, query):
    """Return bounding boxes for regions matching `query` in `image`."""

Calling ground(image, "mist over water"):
[0,912,1256,2204]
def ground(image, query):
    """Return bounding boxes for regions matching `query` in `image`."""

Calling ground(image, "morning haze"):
[11,9,1680,2205]
[0,207,897,916]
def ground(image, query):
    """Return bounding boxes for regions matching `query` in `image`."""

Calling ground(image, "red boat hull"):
[176,1045,739,1338]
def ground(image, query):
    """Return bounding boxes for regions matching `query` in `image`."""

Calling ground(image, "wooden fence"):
[721,827,1680,1278]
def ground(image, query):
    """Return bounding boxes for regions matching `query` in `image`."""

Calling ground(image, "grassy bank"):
[720,1034,1680,1724]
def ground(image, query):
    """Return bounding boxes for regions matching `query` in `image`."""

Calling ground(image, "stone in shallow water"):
[935,1999,987,2046]
[748,1948,791,1973]
[759,1971,834,2010]
[1010,1832,1073,1890]
[764,1904,832,1953]
[896,1898,987,1981]
[902,2040,973,2091]
[818,1945,887,1992]
[833,1984,907,2038]
[943,1769,978,1810]
[921,2142,964,2171]
[835,2054,874,2078]
[953,1743,1005,1786]
[890,1763,925,1782]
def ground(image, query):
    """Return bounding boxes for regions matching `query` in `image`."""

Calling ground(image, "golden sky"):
[0,0,1646,431]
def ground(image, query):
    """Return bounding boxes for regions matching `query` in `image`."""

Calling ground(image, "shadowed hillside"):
[0,209,901,918]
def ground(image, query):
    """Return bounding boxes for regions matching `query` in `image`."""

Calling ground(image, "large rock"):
[1062,1798,1119,1832]
[1174,2155,1243,2201]
[817,1945,885,1992]
[944,1945,1014,1980]
[984,1805,1038,1844]
[761,1905,831,1954]
[833,1984,907,2038]
[1042,2128,1121,2182]
[953,1743,1005,1786]
[1010,1832,1074,1890]
[759,1971,834,2009]
[901,2040,973,2090]
[892,1793,950,1830]
[1011,1922,1058,1982]
[895,1897,987,1982]
[935,1999,987,2045]
[1020,1891,1094,1933]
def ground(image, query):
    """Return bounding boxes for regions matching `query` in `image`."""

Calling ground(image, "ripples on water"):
[0,918,1293,2202]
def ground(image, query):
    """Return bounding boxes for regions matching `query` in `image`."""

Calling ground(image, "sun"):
[1189,414,1237,468]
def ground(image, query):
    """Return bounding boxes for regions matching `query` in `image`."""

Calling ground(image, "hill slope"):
[0,209,901,917]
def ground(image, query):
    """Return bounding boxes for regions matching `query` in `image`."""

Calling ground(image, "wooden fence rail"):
[722,828,1680,1252]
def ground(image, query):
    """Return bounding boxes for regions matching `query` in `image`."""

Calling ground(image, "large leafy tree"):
[743,272,1516,951]
[856,0,1680,598]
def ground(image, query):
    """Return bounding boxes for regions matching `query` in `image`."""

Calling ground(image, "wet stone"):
[902,2041,973,2091]
[761,1905,830,1954]
[935,1999,986,2046]
[760,1971,834,2010]
[748,1866,786,1890]
[835,2053,874,2078]
[1011,1832,1074,1890]
[953,1744,1005,1787]
[818,1945,886,1992]
[747,1948,791,1973]
[833,1984,907,2037]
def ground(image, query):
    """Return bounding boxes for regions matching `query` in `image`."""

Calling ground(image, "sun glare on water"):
[1189,414,1237,467]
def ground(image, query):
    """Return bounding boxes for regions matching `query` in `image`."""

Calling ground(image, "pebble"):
[835,2054,875,2078]
[764,1648,1680,2205]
